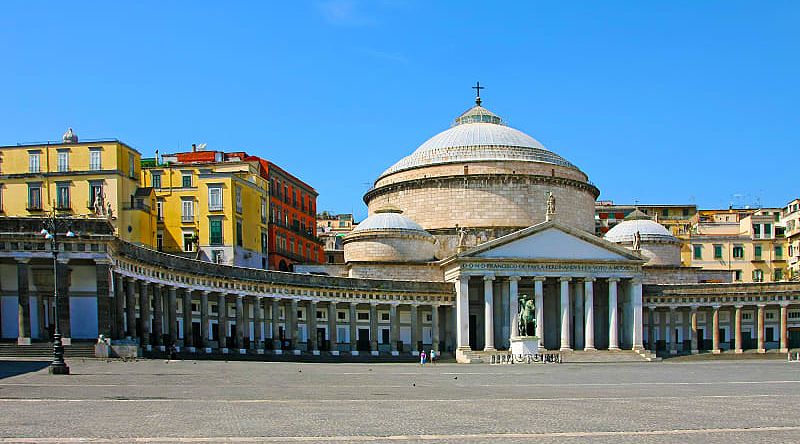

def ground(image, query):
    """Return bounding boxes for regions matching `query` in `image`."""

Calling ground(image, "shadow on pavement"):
[0,360,51,379]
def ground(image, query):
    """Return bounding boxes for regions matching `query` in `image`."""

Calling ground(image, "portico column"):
[668,306,677,355]
[574,279,584,350]
[139,281,151,348]
[16,258,31,345]
[690,305,698,354]
[389,303,399,356]
[780,303,789,353]
[182,289,193,350]
[114,274,126,339]
[125,278,137,339]
[272,298,282,353]
[559,276,571,352]
[328,302,338,355]
[152,284,163,349]
[199,291,209,351]
[253,297,263,351]
[757,304,766,353]
[167,286,177,347]
[56,258,71,344]
[217,293,227,351]
[584,278,595,351]
[483,274,496,351]
[662,307,670,354]
[235,295,245,352]
[647,306,656,352]
[509,276,520,338]
[290,299,300,355]
[348,302,358,355]
[631,278,644,351]
[431,304,440,353]
[734,304,743,353]
[456,275,471,353]
[410,304,420,355]
[369,302,378,356]
[308,300,319,355]
[712,305,721,354]
[534,277,545,343]
[607,278,619,350]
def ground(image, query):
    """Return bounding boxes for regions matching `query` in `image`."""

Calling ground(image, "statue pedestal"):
[510,336,540,355]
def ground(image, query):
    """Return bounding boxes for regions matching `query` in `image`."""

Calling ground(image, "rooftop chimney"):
[192,143,197,152]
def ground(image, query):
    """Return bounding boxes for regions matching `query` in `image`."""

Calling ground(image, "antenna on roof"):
[196,143,208,151]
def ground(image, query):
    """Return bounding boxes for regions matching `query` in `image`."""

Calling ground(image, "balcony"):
[181,215,195,223]
[122,202,151,213]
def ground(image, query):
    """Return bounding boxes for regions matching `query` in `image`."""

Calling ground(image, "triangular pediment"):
[457,221,642,262]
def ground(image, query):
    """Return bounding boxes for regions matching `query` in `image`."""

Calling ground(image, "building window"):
[181,199,194,223]
[357,312,369,321]
[152,172,161,189]
[236,219,243,247]
[129,155,136,178]
[56,183,70,209]
[753,224,761,239]
[156,232,163,251]
[293,190,298,208]
[182,172,192,188]
[0,185,3,212]
[29,151,40,173]
[57,150,69,172]
[692,245,702,260]
[713,245,723,259]
[183,232,196,252]
[208,186,222,211]
[156,200,164,221]
[212,249,225,264]
[235,186,242,213]
[27,183,42,210]
[775,245,783,259]
[261,198,267,224]
[289,238,295,254]
[775,269,783,281]
[661,208,668,218]
[754,245,762,260]
[752,269,764,282]
[764,224,772,237]
[338,311,346,320]
[734,270,742,281]
[209,218,223,246]
[89,148,102,170]
[733,245,744,259]
[261,230,267,254]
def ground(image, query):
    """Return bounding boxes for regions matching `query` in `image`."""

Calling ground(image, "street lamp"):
[41,210,75,375]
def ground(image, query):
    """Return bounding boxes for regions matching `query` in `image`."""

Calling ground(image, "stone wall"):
[643,266,732,285]
[348,263,444,282]
[637,242,682,266]
[343,232,436,263]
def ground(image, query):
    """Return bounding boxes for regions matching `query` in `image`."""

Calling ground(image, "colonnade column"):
[167,286,177,347]
[574,279,584,350]
[152,284,163,349]
[712,305,721,354]
[647,306,656,352]
[389,303,399,356]
[290,299,300,355]
[534,277,544,343]
[607,278,619,350]
[349,302,358,355]
[780,303,789,353]
[253,297,263,351]
[114,274,126,339]
[668,306,676,355]
[631,278,643,351]
[483,275,495,351]
[734,304,743,354]
[663,307,671,354]
[690,305,698,354]
[200,291,209,352]
[757,304,766,353]
[139,281,151,349]
[16,258,31,345]
[509,276,520,338]
[309,300,319,355]
[125,277,137,339]
[431,305,440,354]
[235,295,245,352]
[217,293,227,351]
[369,302,378,356]
[328,302,338,355]
[455,275,471,354]
[559,276,571,352]
[410,304,419,355]
[56,258,71,344]
[182,289,193,350]
[272,298,282,354]
[584,278,595,351]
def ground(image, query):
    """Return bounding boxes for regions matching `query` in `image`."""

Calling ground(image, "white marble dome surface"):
[604,218,677,243]
[351,210,428,233]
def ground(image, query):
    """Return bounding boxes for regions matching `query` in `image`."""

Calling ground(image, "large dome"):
[604,216,677,244]
[378,105,575,179]
[350,209,427,233]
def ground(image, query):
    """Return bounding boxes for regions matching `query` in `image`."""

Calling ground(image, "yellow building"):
[781,198,800,280]
[0,129,155,245]
[687,208,787,282]
[141,149,269,269]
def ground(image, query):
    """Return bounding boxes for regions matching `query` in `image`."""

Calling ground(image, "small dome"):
[351,209,428,233]
[604,218,676,244]
[62,128,78,143]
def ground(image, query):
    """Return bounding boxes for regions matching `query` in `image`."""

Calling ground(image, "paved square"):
[1,359,799,443]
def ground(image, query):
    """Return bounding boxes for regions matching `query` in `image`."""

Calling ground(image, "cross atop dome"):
[472,81,484,106]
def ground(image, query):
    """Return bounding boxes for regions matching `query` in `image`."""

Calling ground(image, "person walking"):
[420,350,427,366]
[430,349,437,365]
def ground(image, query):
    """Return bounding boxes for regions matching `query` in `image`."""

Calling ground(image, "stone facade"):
[347,263,443,282]
[343,231,436,263]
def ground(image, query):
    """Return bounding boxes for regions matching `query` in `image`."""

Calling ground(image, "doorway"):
[357,328,370,351]
[469,314,477,350]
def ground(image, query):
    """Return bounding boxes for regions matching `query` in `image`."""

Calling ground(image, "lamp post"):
[41,210,75,375]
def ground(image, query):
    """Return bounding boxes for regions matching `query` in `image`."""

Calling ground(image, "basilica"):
[2,94,799,362]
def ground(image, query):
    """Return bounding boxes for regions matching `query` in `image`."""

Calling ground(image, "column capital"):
[483,274,495,281]
[734,304,743,309]
[349,301,358,307]
[607,277,620,283]
[712,304,721,310]
[780,302,790,308]
[648,305,656,311]
[583,276,596,283]
[533,276,546,282]
[15,257,31,264]
[757,303,767,308]
[559,276,572,282]
[690,304,699,311]
[668,305,677,312]
[630,277,642,285]
[508,275,521,282]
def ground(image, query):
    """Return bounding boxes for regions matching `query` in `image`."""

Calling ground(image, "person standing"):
[420,350,427,366]
[430,349,436,365]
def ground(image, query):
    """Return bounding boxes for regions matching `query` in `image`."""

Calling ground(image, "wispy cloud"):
[316,0,378,26]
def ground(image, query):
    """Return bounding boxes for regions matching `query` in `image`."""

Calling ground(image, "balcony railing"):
[122,202,151,213]
[181,215,195,223]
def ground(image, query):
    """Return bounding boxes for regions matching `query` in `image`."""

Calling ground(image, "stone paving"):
[1,358,799,443]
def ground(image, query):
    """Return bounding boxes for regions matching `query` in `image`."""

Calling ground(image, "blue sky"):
[1,1,798,220]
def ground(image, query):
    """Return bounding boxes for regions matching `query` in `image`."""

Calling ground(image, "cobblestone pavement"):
[1,359,799,443]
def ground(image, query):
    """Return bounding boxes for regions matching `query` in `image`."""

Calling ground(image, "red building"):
[245,156,323,271]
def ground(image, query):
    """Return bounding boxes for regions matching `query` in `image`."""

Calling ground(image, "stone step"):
[0,343,97,359]
[462,349,654,364]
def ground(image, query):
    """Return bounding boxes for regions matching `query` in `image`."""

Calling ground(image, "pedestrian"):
[430,349,437,365]
[420,350,427,366]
